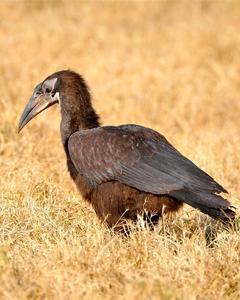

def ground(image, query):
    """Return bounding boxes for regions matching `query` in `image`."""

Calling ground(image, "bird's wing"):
[68,125,231,214]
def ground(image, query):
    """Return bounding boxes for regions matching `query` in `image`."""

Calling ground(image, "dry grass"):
[0,0,240,299]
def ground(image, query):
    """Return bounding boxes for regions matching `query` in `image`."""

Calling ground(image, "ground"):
[0,1,240,299]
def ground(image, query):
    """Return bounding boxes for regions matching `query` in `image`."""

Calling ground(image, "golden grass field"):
[0,0,240,299]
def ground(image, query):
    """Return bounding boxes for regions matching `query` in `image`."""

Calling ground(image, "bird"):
[18,70,235,231]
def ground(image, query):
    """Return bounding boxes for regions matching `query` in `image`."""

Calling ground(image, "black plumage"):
[18,70,235,230]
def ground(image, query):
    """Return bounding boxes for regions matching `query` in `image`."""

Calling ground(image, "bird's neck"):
[58,80,100,178]
[60,106,100,150]
[60,105,100,180]
[59,93,100,178]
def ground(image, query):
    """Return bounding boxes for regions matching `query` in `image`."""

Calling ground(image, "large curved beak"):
[18,93,57,133]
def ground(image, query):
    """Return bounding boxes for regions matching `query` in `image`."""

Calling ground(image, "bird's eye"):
[45,88,51,93]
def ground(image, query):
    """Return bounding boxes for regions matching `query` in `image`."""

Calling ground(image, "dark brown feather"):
[23,70,235,230]
[68,125,235,225]
[74,174,182,230]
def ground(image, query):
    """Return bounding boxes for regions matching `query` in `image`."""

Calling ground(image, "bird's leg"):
[142,211,161,230]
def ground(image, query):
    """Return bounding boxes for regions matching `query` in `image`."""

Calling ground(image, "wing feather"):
[68,125,232,216]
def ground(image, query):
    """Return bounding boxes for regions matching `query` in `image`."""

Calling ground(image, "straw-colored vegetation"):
[0,1,239,299]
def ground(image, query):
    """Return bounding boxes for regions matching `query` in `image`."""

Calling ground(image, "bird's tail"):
[170,190,236,224]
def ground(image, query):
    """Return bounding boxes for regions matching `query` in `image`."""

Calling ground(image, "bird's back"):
[68,124,235,225]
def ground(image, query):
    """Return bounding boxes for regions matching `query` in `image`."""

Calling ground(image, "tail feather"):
[170,190,236,224]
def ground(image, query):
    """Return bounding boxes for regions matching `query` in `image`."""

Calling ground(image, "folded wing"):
[68,124,235,222]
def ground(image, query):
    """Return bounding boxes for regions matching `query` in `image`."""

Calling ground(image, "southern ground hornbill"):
[18,70,235,231]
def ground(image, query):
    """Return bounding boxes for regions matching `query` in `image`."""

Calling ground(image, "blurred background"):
[0,1,240,298]
[1,0,239,193]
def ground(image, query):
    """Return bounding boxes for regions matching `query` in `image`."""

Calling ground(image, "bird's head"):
[18,74,61,132]
[18,70,93,132]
